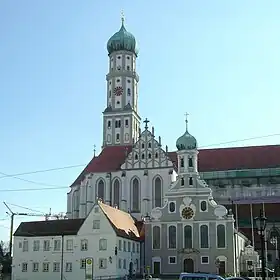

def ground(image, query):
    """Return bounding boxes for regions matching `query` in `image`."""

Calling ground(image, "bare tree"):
[0,241,9,258]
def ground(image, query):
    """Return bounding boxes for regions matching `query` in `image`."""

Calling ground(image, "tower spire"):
[185,112,189,131]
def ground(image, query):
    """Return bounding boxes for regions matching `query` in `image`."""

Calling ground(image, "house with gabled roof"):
[12,201,143,280]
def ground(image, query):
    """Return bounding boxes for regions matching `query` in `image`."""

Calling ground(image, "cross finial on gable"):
[121,10,125,25]
[143,118,150,130]
[93,144,96,157]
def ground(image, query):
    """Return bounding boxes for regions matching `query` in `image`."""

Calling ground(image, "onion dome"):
[107,16,138,56]
[176,114,197,151]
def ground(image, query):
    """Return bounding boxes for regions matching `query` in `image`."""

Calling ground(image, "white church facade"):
[67,17,178,220]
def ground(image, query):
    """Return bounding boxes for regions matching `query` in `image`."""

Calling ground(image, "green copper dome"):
[176,116,197,151]
[107,18,138,56]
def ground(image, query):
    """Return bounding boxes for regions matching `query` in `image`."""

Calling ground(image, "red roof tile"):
[99,201,141,241]
[71,144,280,187]
[168,144,280,172]
[71,145,132,186]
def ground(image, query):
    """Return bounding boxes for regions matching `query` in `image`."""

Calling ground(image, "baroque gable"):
[121,127,174,170]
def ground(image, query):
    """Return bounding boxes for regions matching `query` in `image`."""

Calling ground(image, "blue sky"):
[1,0,280,242]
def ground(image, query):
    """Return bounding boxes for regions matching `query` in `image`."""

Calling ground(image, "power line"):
[5,203,46,214]
[0,171,67,188]
[0,132,279,193]
[0,164,85,179]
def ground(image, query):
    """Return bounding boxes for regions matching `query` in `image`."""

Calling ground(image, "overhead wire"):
[0,132,279,193]
[4,203,46,214]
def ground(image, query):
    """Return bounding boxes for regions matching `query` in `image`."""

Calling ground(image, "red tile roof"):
[71,144,280,187]
[99,201,141,241]
[71,145,132,186]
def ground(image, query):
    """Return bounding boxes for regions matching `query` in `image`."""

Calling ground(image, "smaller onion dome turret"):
[176,114,197,151]
[107,15,138,56]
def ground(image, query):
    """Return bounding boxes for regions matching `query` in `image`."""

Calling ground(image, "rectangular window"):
[93,220,100,229]
[22,240,28,252]
[54,240,61,251]
[201,256,209,264]
[128,241,131,252]
[43,262,49,272]
[66,262,72,272]
[22,263,28,272]
[32,262,39,272]
[43,240,50,251]
[99,239,107,250]
[81,239,88,251]
[116,133,120,141]
[123,241,126,251]
[80,259,86,269]
[53,262,60,272]
[66,239,73,251]
[118,240,122,251]
[136,243,140,253]
[123,259,127,269]
[132,242,135,253]
[99,258,107,269]
[118,259,122,269]
[33,240,39,251]
[168,256,177,264]
[125,119,129,126]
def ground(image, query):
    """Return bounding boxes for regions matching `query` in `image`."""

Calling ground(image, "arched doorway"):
[183,258,194,272]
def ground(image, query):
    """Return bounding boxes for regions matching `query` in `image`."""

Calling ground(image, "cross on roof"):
[93,144,96,157]
[144,118,150,130]
[185,112,189,130]
[121,10,125,25]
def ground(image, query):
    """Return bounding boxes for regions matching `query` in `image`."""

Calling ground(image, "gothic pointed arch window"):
[184,225,192,249]
[154,177,162,208]
[200,225,209,248]
[97,180,105,201]
[217,224,226,248]
[131,178,140,212]
[168,225,177,249]
[113,179,121,207]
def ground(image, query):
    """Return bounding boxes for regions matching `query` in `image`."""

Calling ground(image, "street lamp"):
[254,209,267,280]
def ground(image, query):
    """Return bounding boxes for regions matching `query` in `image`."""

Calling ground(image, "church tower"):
[103,15,141,147]
[176,114,199,187]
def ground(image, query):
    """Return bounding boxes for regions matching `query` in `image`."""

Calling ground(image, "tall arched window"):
[131,178,140,212]
[153,226,160,249]
[217,224,226,248]
[200,225,209,248]
[154,177,162,207]
[97,180,105,201]
[113,179,120,207]
[184,225,192,249]
[168,226,177,248]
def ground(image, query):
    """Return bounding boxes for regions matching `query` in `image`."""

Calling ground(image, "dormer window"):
[188,158,193,167]
[181,178,185,186]
[180,158,184,168]
[189,177,193,186]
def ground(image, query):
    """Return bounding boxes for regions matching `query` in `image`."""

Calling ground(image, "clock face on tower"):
[114,86,123,96]
[182,207,194,219]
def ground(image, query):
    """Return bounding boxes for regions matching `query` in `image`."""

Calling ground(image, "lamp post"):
[254,209,267,280]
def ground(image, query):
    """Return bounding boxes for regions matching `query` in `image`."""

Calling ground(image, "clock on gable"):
[114,86,123,96]
[182,207,194,219]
